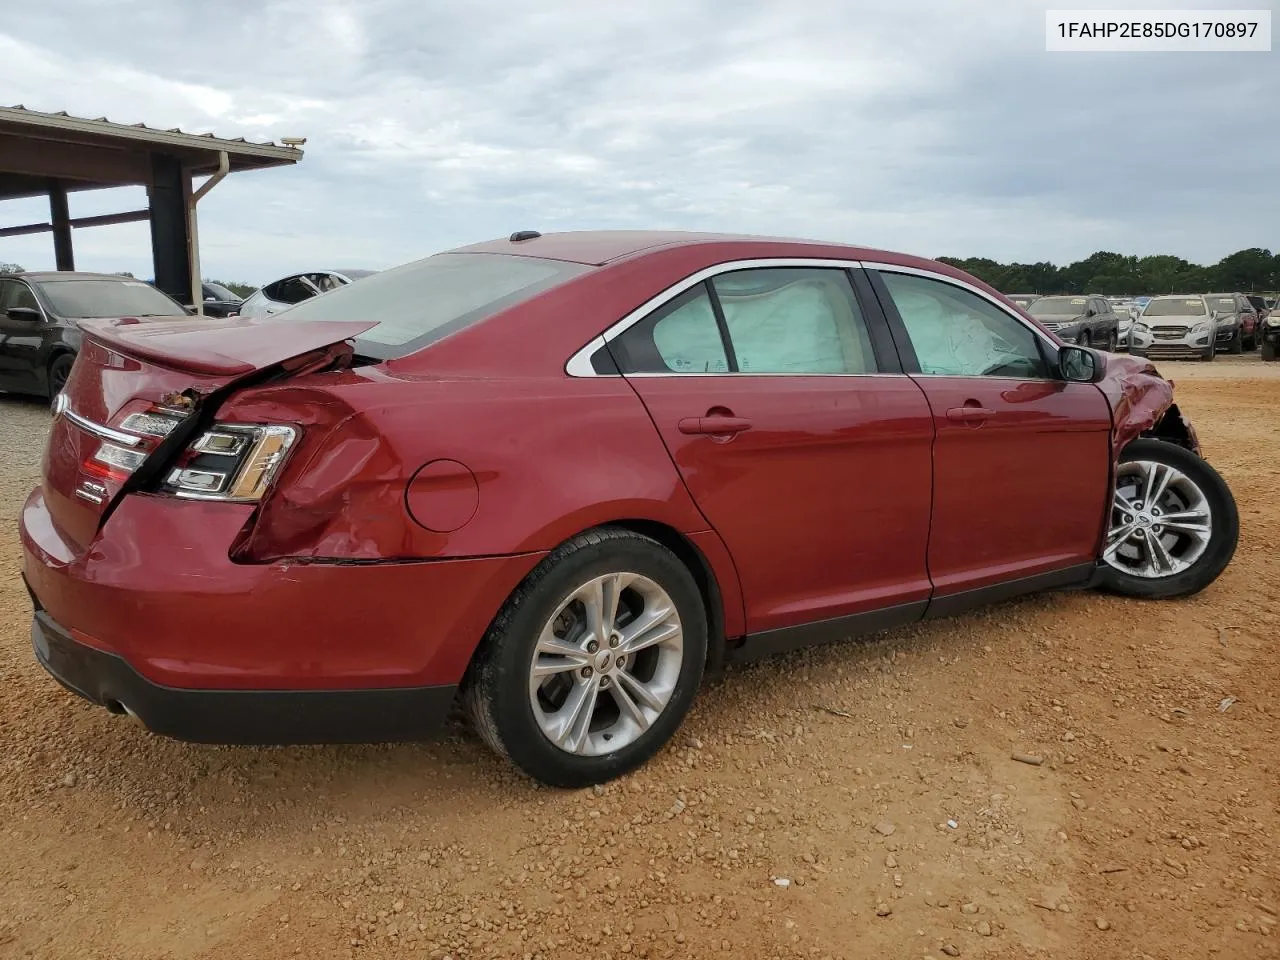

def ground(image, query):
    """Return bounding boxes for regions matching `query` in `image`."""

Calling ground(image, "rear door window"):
[711,268,878,374]
[612,285,730,373]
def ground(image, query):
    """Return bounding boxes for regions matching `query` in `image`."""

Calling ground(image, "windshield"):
[40,278,188,318]
[1143,298,1207,317]
[1206,297,1238,314]
[276,253,591,358]
[1029,297,1088,316]
[203,282,239,301]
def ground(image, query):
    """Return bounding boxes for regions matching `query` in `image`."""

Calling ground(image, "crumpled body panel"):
[1094,353,1200,457]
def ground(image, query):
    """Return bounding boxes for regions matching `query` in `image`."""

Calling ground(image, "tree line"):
[938,248,1279,296]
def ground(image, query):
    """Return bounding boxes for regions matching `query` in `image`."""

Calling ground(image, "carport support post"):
[147,154,192,304]
[48,180,73,271]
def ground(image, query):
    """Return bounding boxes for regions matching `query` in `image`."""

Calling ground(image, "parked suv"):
[1130,295,1219,360]
[1027,295,1122,350]
[1202,293,1253,353]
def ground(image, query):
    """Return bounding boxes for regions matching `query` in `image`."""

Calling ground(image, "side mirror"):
[6,306,41,322]
[204,295,216,302]
[1059,345,1101,383]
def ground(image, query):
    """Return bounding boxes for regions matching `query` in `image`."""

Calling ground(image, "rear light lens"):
[69,404,297,504]
[161,424,298,501]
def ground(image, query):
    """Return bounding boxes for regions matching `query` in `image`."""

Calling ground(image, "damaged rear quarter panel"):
[214,368,713,564]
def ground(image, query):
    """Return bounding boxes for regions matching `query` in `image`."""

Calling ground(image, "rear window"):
[1143,298,1206,317]
[39,279,188,318]
[276,253,589,359]
[1028,297,1088,316]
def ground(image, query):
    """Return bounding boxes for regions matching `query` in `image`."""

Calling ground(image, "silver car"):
[1130,296,1218,361]
[236,269,378,319]
[1108,298,1137,348]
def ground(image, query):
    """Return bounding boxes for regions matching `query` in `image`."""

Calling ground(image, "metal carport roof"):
[0,105,304,309]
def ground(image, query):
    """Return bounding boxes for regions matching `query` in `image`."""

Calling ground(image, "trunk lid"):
[44,316,374,555]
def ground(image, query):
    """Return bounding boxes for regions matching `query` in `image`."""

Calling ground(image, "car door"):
[869,268,1113,606]
[0,278,48,391]
[610,265,935,638]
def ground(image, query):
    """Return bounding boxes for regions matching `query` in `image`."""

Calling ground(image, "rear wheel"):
[47,353,74,403]
[1099,439,1237,600]
[464,528,707,787]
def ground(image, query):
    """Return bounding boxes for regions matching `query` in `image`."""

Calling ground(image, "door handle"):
[945,405,994,423]
[678,416,752,436]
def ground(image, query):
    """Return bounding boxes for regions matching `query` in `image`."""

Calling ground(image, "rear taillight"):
[69,404,297,504]
[159,423,298,501]
[75,409,185,494]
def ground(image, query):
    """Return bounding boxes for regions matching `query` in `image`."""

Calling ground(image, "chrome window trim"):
[58,406,143,447]
[564,257,869,377]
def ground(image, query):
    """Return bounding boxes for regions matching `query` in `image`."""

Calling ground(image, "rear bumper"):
[21,488,545,693]
[30,608,458,743]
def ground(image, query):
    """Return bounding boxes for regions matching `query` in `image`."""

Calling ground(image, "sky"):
[1,0,1277,285]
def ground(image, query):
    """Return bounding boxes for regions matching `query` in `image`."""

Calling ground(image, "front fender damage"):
[1096,355,1201,459]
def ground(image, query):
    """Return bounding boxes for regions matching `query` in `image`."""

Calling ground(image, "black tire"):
[1262,341,1277,362]
[1228,329,1243,355]
[1105,330,1118,352]
[1077,331,1091,347]
[1244,334,1256,351]
[1099,439,1238,600]
[1200,341,1216,362]
[47,353,74,402]
[464,527,707,787]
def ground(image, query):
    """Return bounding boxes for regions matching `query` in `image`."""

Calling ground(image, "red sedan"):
[21,231,1239,786]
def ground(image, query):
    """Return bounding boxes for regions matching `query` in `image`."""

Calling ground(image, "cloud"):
[1,0,1276,284]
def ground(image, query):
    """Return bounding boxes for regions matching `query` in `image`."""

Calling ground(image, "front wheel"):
[464,528,707,787]
[1262,341,1278,362]
[1100,439,1238,600]
[1228,329,1243,354]
[1077,331,1092,347]
[1105,330,1118,352]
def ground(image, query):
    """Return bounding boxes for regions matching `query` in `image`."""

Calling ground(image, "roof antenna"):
[509,230,541,242]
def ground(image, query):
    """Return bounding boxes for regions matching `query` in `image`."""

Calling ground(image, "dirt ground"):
[1,355,1276,960]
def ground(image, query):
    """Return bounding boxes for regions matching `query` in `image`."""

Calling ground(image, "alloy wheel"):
[528,573,684,756]
[1103,460,1213,579]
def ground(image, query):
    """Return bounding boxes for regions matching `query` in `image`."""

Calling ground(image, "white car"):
[236,269,378,318]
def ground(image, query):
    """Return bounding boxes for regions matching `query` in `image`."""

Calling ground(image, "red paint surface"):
[22,233,1202,698]
[910,377,1113,595]
[625,375,934,633]
[22,490,542,689]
